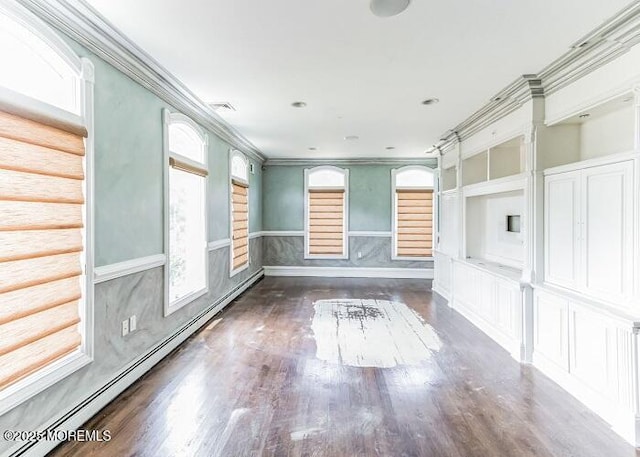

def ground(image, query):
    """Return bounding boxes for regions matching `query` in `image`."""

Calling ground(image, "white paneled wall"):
[435,37,640,445]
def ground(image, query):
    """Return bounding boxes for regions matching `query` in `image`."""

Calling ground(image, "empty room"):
[1,0,640,456]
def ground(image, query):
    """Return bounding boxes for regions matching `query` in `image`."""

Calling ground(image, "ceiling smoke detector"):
[344,135,359,141]
[370,0,411,17]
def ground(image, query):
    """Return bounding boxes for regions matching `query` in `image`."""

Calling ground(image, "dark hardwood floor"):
[50,277,639,457]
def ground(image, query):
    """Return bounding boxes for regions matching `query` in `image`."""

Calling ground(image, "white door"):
[581,161,634,303]
[545,171,581,289]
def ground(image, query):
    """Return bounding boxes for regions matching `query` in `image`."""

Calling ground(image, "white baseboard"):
[452,298,523,361]
[532,351,640,446]
[432,283,451,302]
[94,254,166,284]
[263,266,433,279]
[15,269,264,457]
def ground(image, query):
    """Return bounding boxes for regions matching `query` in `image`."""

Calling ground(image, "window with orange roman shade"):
[393,166,434,259]
[230,151,250,273]
[0,110,86,391]
[305,166,348,258]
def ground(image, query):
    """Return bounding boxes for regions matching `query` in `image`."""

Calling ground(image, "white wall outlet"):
[357,251,363,259]
[129,315,137,332]
[121,319,129,336]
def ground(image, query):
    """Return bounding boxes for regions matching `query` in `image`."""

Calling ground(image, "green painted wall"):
[65,42,262,266]
[262,165,305,230]
[262,164,434,232]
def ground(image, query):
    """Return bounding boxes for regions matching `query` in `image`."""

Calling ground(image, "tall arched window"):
[0,2,94,414]
[304,166,349,259]
[164,110,208,315]
[392,166,434,259]
[230,151,250,275]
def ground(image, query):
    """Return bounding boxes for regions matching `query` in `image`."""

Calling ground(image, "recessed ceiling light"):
[291,101,307,108]
[344,135,359,141]
[370,0,411,17]
[209,102,236,112]
[308,147,317,151]
[421,98,440,105]
[579,113,591,119]
[385,146,395,150]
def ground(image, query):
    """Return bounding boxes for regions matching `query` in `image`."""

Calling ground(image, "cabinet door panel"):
[582,161,633,301]
[545,172,580,289]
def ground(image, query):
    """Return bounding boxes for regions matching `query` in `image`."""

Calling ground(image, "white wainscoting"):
[450,259,524,360]
[263,266,433,279]
[532,287,640,445]
[433,251,452,301]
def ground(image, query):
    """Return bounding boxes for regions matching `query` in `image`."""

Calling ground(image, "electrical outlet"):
[121,319,129,336]
[357,251,363,259]
[129,315,137,332]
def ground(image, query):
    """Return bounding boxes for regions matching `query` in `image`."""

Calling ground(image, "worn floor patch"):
[311,299,442,368]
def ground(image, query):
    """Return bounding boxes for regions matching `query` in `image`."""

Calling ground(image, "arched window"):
[0,2,94,413]
[304,166,349,259]
[392,166,434,259]
[230,151,250,274]
[164,110,208,315]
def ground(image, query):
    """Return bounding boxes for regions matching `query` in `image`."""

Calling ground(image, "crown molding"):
[432,2,640,154]
[264,157,437,167]
[16,0,267,163]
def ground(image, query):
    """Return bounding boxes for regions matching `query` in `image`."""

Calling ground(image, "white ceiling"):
[85,0,631,159]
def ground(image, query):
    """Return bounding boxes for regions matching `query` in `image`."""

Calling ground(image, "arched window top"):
[394,166,434,189]
[307,166,347,188]
[0,3,83,115]
[167,112,207,165]
[231,151,249,183]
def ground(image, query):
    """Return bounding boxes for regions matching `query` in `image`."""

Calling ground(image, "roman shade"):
[231,180,249,270]
[0,109,86,390]
[396,189,433,257]
[308,189,345,255]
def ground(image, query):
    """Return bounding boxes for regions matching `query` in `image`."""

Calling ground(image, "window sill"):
[0,350,92,415]
[304,254,349,260]
[392,256,434,261]
[165,286,208,316]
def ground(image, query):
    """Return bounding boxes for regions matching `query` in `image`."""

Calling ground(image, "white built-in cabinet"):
[545,160,634,307]
[435,65,640,443]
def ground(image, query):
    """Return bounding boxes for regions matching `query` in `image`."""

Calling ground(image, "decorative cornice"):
[265,157,437,167]
[432,2,640,155]
[17,0,266,163]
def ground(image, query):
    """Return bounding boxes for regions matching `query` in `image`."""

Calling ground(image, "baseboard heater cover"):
[10,268,264,457]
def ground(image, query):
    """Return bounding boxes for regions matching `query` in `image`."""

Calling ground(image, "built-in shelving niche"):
[465,189,524,271]
[542,93,637,170]
[462,136,525,187]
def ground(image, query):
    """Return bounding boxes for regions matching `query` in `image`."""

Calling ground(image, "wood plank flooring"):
[50,277,639,457]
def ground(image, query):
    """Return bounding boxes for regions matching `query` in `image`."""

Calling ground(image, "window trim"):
[0,2,94,415]
[304,166,350,260]
[391,165,434,261]
[163,109,209,316]
[229,150,250,277]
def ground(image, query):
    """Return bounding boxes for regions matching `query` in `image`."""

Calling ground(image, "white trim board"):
[348,231,392,237]
[14,269,264,457]
[261,231,304,237]
[263,266,433,279]
[93,254,166,284]
[208,238,231,251]
[248,231,265,239]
